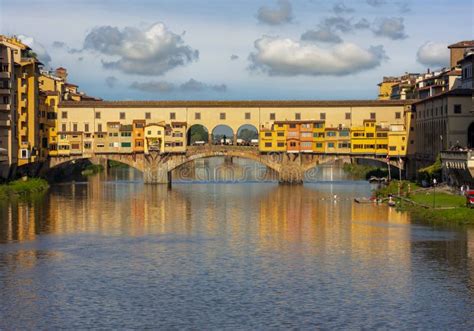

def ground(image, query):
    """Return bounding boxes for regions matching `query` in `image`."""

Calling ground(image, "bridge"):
[49,145,404,184]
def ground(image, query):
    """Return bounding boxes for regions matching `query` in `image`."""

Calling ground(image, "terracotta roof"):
[448,40,474,48]
[59,99,414,108]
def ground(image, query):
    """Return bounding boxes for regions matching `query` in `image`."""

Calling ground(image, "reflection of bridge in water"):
[49,145,404,184]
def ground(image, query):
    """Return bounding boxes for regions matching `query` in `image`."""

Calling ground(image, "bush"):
[1,178,49,196]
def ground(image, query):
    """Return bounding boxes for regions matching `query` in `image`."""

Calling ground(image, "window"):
[84,142,92,149]
[61,111,67,119]
[366,133,374,138]
[220,112,226,120]
[168,112,175,120]
[135,141,143,147]
[270,113,275,120]
[376,132,387,138]
[144,112,151,119]
[277,132,284,137]
[147,130,152,135]
[277,142,285,147]
[345,112,351,120]
[320,113,326,120]
[120,112,126,120]
[454,104,462,114]
[289,124,296,129]
[395,112,401,119]
[245,112,251,120]
[314,123,324,129]
[301,132,312,138]
[389,146,396,151]
[85,123,89,132]
[326,131,336,137]
[95,112,101,119]
[328,143,335,148]
[265,142,272,147]
[295,113,301,120]
[121,132,132,137]
[61,123,66,131]
[316,143,323,148]
[290,142,297,147]
[301,142,311,148]
[73,123,78,132]
[71,143,80,150]
[195,112,201,120]
[98,124,102,132]
[121,142,132,148]
[340,130,349,137]
[370,112,376,120]
[265,132,272,137]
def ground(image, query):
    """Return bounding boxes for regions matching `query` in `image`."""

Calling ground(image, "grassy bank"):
[375,181,474,225]
[0,178,49,199]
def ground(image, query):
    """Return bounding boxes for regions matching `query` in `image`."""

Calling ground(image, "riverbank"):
[0,178,49,199]
[375,181,474,225]
[343,163,389,180]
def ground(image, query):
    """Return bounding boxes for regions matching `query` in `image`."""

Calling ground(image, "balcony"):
[0,72,10,79]
[0,104,10,111]
[0,88,10,95]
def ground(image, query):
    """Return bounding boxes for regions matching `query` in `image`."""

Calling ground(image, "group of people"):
[460,184,471,196]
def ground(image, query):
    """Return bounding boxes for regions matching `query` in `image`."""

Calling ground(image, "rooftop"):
[448,40,474,48]
[59,99,415,109]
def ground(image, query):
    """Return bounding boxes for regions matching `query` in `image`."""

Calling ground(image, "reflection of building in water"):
[172,157,277,182]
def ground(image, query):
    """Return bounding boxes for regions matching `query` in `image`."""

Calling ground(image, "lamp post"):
[433,178,437,209]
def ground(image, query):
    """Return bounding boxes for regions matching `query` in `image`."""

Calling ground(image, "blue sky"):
[0,0,472,100]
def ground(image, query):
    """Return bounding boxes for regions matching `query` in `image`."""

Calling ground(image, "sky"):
[0,0,472,101]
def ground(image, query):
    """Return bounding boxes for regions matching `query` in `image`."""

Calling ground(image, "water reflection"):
[0,171,473,328]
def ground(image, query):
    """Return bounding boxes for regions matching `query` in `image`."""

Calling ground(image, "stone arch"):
[468,122,474,148]
[236,124,259,145]
[187,124,210,146]
[211,124,234,145]
[48,154,146,173]
[167,150,280,174]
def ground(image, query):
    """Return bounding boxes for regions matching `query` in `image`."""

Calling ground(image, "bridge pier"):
[278,166,304,184]
[143,166,170,184]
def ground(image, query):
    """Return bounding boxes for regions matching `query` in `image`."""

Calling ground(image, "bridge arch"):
[211,124,234,144]
[187,124,210,146]
[236,124,259,144]
[48,154,146,173]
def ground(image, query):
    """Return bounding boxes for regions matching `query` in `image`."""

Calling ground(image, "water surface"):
[0,164,473,329]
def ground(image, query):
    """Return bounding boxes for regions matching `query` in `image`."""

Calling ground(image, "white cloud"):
[416,42,449,68]
[130,79,227,93]
[249,36,386,76]
[257,0,293,25]
[18,35,52,67]
[372,17,407,40]
[83,22,199,75]
[301,29,342,44]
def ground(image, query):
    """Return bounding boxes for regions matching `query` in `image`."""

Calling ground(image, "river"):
[0,159,473,329]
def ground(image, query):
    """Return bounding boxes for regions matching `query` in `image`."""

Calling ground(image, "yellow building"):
[144,123,165,154]
[377,77,399,100]
[388,124,408,157]
[164,122,187,153]
[312,121,325,153]
[132,120,145,153]
[351,120,377,155]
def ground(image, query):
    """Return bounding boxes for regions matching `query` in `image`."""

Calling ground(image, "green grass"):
[0,178,49,199]
[409,206,474,225]
[375,180,420,198]
[410,192,466,208]
[375,181,474,224]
